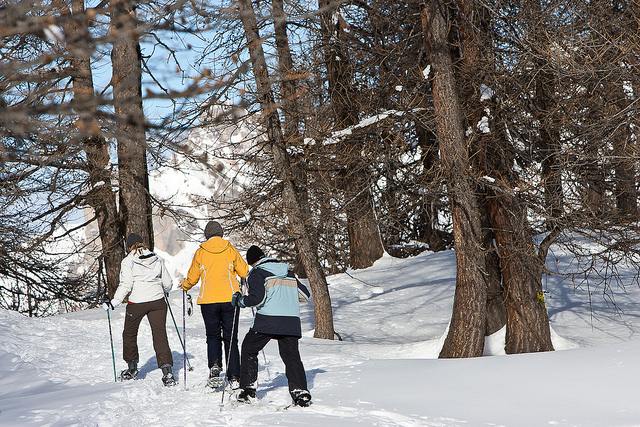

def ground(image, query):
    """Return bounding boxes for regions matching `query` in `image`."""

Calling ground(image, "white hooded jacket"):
[112,248,173,306]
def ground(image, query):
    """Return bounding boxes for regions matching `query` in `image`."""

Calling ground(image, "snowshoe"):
[161,366,176,387]
[229,376,241,390]
[162,372,177,387]
[120,361,138,381]
[120,368,138,381]
[237,388,257,404]
[207,364,224,388]
[291,389,311,407]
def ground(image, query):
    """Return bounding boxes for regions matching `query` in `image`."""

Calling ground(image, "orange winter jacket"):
[181,237,249,304]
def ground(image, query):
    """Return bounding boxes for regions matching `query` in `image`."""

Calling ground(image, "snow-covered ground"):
[2,247,640,426]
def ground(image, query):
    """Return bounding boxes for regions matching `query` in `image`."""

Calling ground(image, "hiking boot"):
[291,389,311,407]
[207,364,224,388]
[237,388,257,404]
[120,360,138,381]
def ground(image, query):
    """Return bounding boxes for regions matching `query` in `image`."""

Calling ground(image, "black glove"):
[102,299,114,311]
[231,291,245,308]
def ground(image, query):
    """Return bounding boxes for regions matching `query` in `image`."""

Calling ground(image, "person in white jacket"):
[109,233,176,386]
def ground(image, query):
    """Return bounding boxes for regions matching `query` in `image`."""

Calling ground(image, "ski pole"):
[221,304,240,408]
[107,309,117,382]
[183,291,187,390]
[99,256,117,382]
[106,307,117,382]
[164,293,194,371]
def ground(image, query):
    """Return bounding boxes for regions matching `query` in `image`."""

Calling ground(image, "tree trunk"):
[111,0,154,249]
[477,191,506,336]
[238,0,335,339]
[319,0,384,269]
[69,0,124,297]
[485,186,554,353]
[272,0,313,277]
[456,0,506,335]
[421,0,487,358]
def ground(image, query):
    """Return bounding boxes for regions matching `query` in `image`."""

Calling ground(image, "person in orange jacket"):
[180,220,249,389]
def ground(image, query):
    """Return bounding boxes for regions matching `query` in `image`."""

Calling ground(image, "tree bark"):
[69,0,124,297]
[238,0,335,339]
[477,192,506,336]
[485,186,554,353]
[111,0,154,248]
[272,0,314,277]
[420,0,487,358]
[456,0,506,335]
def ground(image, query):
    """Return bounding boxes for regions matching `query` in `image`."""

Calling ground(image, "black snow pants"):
[239,329,307,392]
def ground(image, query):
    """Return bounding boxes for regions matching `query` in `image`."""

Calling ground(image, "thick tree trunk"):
[238,0,335,339]
[319,0,384,269]
[485,187,554,353]
[421,0,487,358]
[477,192,506,336]
[111,0,153,248]
[457,0,506,335]
[69,0,124,297]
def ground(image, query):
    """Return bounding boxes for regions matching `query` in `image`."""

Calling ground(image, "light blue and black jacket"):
[243,258,311,337]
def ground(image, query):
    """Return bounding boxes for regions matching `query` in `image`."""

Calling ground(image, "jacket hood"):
[200,237,231,254]
[254,258,289,278]
[131,248,160,269]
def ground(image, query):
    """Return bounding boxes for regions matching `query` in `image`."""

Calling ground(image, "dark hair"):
[129,242,146,252]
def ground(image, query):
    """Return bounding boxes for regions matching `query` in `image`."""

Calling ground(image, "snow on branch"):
[317,108,425,146]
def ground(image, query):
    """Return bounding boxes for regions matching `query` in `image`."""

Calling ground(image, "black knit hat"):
[246,245,265,265]
[204,221,224,239]
[126,233,144,250]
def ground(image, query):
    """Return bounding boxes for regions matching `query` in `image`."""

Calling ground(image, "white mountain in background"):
[149,103,261,278]
[76,103,261,289]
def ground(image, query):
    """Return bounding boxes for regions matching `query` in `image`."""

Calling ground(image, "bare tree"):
[69,0,124,297]
[237,0,336,339]
[420,0,487,358]
[111,0,154,249]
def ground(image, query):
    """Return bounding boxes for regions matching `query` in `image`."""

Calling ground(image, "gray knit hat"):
[204,221,224,239]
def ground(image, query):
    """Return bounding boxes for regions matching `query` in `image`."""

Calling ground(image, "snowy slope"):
[2,249,640,426]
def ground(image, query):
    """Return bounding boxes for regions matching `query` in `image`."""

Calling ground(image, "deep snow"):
[2,247,640,426]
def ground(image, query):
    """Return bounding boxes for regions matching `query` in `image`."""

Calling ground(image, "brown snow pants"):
[122,298,173,368]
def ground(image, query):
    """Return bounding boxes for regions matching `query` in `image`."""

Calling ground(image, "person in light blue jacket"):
[231,245,312,407]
